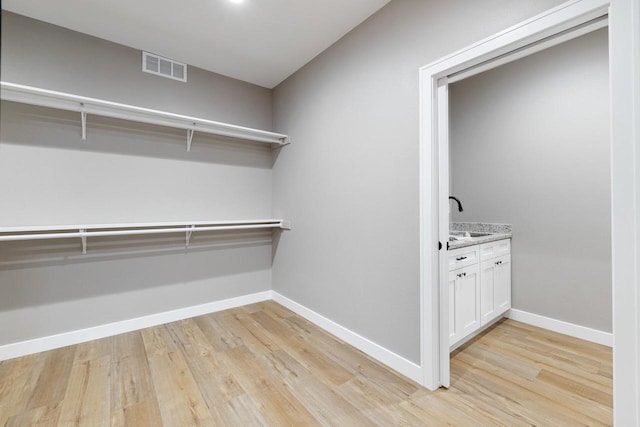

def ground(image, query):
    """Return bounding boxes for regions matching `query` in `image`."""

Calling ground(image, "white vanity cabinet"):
[449,238,511,348]
[448,245,481,347]
[479,255,511,326]
[449,263,481,346]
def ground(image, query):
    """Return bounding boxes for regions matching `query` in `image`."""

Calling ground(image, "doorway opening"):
[446,23,611,376]
[418,0,611,391]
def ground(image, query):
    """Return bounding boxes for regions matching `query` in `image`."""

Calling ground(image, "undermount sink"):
[449,231,494,240]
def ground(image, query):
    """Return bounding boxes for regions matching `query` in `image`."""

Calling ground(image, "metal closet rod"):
[0,220,291,254]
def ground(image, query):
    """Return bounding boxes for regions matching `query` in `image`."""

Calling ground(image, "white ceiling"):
[2,0,391,88]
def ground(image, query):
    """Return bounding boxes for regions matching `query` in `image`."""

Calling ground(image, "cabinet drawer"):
[480,239,510,261]
[448,245,479,271]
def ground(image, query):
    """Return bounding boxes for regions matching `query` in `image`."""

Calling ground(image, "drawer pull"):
[457,272,467,278]
[456,256,467,261]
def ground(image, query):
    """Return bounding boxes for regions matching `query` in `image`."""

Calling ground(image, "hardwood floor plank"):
[1,303,613,426]
[26,346,76,410]
[219,345,321,426]
[110,400,163,427]
[222,394,271,427]
[4,402,62,427]
[477,333,612,388]
[401,389,489,426]
[164,319,255,425]
[282,314,421,399]
[536,368,613,407]
[58,355,111,426]
[141,326,214,427]
[452,354,611,425]
[109,332,159,414]
[495,321,611,369]
[434,387,533,427]
[336,375,426,426]
[193,314,243,352]
[249,309,353,386]
[214,310,278,354]
[0,354,48,426]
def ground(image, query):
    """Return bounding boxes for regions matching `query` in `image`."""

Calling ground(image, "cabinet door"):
[449,264,480,346]
[480,260,497,326]
[494,254,511,314]
[448,274,456,342]
[480,254,511,326]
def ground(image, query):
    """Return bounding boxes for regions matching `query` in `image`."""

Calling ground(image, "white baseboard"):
[507,309,613,347]
[0,290,272,361]
[0,290,423,387]
[271,291,423,384]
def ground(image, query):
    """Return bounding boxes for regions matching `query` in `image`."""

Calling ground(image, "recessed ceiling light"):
[228,0,244,4]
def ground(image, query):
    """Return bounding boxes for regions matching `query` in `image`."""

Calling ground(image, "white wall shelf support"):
[0,81,289,149]
[187,128,195,152]
[80,228,87,254]
[186,225,195,247]
[80,110,87,140]
[0,220,290,254]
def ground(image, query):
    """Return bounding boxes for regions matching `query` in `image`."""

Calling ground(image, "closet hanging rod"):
[0,219,287,234]
[0,223,289,242]
[0,220,291,254]
[0,81,289,150]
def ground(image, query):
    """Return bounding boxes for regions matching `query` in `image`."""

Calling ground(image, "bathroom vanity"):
[448,223,512,349]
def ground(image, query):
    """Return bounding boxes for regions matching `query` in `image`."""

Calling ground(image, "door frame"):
[418,0,639,423]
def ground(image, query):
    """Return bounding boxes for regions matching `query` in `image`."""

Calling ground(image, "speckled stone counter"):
[448,222,512,250]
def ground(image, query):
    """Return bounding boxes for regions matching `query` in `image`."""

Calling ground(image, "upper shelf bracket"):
[186,224,195,246]
[187,128,195,152]
[80,228,87,254]
[80,109,87,140]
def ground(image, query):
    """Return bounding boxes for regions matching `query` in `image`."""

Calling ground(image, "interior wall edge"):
[271,291,424,385]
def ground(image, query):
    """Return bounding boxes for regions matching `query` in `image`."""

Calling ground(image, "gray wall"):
[449,29,611,332]
[272,0,566,364]
[0,12,275,345]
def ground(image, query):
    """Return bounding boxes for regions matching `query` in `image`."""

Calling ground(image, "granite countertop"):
[448,222,512,250]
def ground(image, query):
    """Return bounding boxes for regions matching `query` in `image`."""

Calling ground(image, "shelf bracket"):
[186,225,195,247]
[80,108,87,140]
[80,228,87,254]
[280,137,288,145]
[187,128,195,152]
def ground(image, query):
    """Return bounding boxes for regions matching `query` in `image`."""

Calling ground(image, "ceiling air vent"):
[142,52,187,82]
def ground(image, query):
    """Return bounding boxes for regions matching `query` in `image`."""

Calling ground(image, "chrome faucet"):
[449,196,464,212]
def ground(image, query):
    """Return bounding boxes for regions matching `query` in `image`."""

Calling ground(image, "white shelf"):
[0,81,289,151]
[0,219,291,254]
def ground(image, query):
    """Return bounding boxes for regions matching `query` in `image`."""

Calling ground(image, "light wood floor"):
[0,301,612,426]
